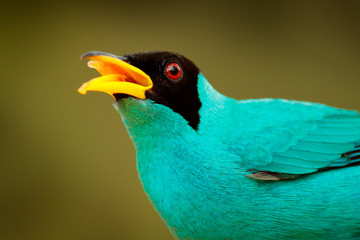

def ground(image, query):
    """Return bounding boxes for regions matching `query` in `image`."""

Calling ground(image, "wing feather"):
[272,155,331,168]
[241,101,360,176]
[290,141,355,154]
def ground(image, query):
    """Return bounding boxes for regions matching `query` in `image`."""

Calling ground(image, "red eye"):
[165,62,182,80]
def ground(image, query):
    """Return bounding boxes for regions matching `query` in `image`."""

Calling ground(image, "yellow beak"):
[78,52,153,99]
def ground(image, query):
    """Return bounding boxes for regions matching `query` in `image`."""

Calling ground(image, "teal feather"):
[305,133,359,143]
[278,149,341,161]
[261,161,318,174]
[290,141,354,154]
[272,155,331,168]
[112,73,360,239]
[330,157,350,166]
[350,152,360,158]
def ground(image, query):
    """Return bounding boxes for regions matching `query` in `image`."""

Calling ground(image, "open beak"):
[78,51,153,99]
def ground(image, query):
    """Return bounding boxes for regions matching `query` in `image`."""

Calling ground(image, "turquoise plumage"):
[79,51,360,240]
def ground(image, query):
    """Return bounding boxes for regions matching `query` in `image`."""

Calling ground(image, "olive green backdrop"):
[1,1,359,239]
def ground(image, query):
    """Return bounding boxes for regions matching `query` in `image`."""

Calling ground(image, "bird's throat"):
[114,97,197,149]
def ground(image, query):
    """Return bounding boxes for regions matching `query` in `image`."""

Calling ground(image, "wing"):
[234,99,360,179]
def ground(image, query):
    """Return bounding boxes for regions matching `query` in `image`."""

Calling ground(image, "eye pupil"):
[169,66,178,75]
[165,62,182,80]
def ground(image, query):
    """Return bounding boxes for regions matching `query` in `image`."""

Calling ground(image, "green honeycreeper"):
[78,51,360,240]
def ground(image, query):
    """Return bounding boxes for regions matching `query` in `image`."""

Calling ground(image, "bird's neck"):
[197,73,228,110]
[196,73,238,134]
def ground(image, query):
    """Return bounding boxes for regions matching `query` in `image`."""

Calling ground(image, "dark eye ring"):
[165,62,183,80]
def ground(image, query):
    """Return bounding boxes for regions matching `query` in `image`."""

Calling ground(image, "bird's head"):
[78,51,220,131]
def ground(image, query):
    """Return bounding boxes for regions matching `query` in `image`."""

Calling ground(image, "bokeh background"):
[1,1,360,239]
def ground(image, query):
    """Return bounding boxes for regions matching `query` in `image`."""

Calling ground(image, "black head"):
[114,51,201,130]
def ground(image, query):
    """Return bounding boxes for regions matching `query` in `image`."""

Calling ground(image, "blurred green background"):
[1,1,359,239]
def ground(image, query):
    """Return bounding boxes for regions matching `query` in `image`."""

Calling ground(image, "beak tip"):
[78,86,88,95]
[80,51,128,61]
[80,52,95,60]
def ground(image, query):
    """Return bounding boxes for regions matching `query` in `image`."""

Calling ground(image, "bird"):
[78,51,360,240]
